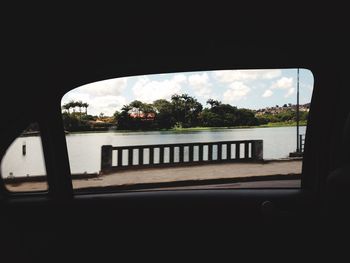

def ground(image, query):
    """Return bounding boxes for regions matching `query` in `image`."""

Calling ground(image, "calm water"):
[1,126,306,177]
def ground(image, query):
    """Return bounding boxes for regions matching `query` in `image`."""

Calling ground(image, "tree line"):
[61,94,308,132]
[256,110,308,125]
[114,94,259,130]
[62,100,89,114]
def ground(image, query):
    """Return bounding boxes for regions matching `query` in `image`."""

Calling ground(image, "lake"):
[1,126,306,177]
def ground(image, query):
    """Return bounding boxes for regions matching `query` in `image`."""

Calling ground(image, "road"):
[6,160,302,192]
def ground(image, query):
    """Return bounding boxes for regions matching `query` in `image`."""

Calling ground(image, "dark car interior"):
[1,6,349,262]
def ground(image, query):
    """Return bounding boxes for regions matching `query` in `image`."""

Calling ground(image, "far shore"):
[67,122,307,134]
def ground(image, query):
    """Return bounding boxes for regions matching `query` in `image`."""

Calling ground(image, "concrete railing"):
[100,140,263,174]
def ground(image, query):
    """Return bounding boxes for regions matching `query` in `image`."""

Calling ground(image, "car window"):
[60,69,313,192]
[1,123,48,192]
[3,69,314,193]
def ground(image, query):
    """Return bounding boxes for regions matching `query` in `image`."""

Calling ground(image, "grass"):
[67,121,307,134]
[171,121,307,131]
[259,121,307,127]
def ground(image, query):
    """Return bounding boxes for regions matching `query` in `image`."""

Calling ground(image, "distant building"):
[129,112,156,120]
[255,103,310,116]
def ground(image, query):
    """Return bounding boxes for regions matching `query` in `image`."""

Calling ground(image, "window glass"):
[1,123,48,192]
[61,69,314,192]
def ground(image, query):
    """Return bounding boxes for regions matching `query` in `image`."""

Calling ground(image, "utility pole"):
[296,68,300,152]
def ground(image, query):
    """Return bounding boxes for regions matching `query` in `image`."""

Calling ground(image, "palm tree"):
[62,103,70,113]
[141,103,155,119]
[121,105,132,112]
[130,100,143,117]
[82,102,89,115]
[206,99,221,108]
[77,100,83,114]
[69,100,76,113]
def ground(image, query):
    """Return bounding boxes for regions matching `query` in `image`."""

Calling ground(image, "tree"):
[199,109,222,127]
[77,100,83,114]
[153,99,172,113]
[113,110,120,123]
[61,112,90,131]
[62,103,70,113]
[129,100,143,117]
[206,99,221,108]
[171,94,202,128]
[82,102,89,115]
[170,94,183,126]
[62,100,89,116]
[153,99,175,129]
[235,109,259,126]
[69,100,77,113]
[140,103,155,117]
[211,103,237,126]
[117,105,134,130]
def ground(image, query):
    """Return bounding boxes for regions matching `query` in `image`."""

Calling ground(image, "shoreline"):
[67,123,307,134]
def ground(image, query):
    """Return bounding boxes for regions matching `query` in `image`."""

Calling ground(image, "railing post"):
[299,134,303,153]
[236,143,240,159]
[118,148,123,167]
[208,144,213,161]
[252,140,263,160]
[149,147,154,165]
[179,145,184,163]
[244,142,249,159]
[199,144,203,162]
[159,146,164,164]
[217,143,222,161]
[128,148,133,166]
[101,145,113,173]
[189,145,194,162]
[139,147,144,165]
[170,146,174,163]
[227,143,231,160]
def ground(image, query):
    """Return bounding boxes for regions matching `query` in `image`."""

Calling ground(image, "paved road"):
[6,160,302,191]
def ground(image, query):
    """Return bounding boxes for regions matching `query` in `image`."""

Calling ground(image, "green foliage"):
[200,101,258,127]
[257,110,308,125]
[199,109,222,127]
[170,94,203,128]
[62,112,90,131]
[62,96,309,132]
[153,99,176,129]
[236,109,259,126]
[62,100,89,115]
[61,100,113,131]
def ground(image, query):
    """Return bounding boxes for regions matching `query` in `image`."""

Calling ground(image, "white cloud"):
[78,77,128,97]
[270,77,295,98]
[213,69,281,83]
[132,74,187,103]
[61,77,129,116]
[89,96,127,116]
[284,87,295,98]
[271,77,293,90]
[173,74,187,83]
[223,82,251,103]
[262,89,273,98]
[188,72,212,98]
[62,94,126,116]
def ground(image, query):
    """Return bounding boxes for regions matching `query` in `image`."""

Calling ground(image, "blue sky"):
[62,69,314,116]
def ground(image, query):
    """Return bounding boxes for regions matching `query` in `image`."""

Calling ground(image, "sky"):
[61,69,314,116]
